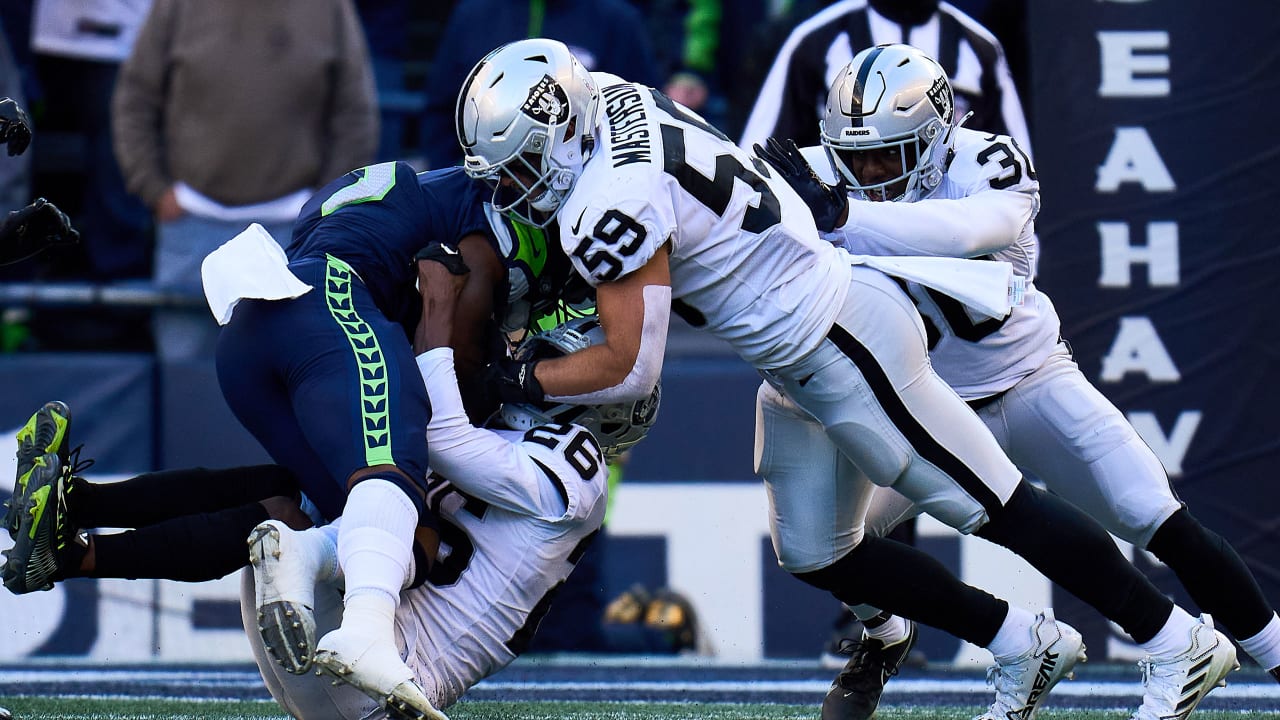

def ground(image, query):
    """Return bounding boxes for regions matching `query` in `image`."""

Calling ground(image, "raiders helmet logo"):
[521,75,572,125]
[631,385,661,426]
[926,75,953,122]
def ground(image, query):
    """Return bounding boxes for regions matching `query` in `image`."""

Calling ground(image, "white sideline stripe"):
[3,671,1280,700]
[474,679,1280,699]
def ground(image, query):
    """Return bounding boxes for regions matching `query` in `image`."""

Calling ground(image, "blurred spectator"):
[29,0,153,281]
[739,0,1029,152]
[639,0,770,140]
[113,0,378,361]
[354,0,413,162]
[419,0,660,170]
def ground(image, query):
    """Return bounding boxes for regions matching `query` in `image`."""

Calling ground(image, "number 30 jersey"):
[399,348,608,709]
[811,128,1063,400]
[558,76,853,369]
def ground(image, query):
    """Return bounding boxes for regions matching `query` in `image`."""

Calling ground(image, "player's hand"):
[0,198,80,266]
[753,137,848,233]
[0,98,32,156]
[480,356,545,406]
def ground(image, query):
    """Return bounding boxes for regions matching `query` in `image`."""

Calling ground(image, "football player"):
[242,260,659,719]
[456,38,1236,720]
[753,43,1280,720]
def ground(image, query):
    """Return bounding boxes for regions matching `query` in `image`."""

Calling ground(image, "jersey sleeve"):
[833,132,1038,259]
[415,348,605,523]
[559,183,675,286]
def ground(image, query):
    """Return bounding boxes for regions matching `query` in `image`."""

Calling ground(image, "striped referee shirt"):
[739,0,1029,153]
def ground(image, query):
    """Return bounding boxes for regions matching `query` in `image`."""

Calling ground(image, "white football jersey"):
[558,75,853,369]
[398,350,609,708]
[243,350,608,717]
[807,128,1062,399]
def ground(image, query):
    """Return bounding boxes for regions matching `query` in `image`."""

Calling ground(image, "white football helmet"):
[820,44,959,202]
[500,316,660,462]
[456,39,600,227]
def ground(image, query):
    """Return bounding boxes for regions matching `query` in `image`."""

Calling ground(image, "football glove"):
[0,198,80,266]
[753,137,848,233]
[481,357,545,406]
[0,98,32,156]
[414,241,470,275]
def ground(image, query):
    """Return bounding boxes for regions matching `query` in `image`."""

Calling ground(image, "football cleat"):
[1129,614,1238,720]
[313,627,448,720]
[8,401,71,540]
[2,451,69,593]
[249,520,320,675]
[973,609,1086,720]
[822,619,918,720]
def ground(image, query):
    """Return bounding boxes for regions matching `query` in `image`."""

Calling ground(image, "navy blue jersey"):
[289,162,493,321]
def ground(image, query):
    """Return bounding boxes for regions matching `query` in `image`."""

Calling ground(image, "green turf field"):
[0,697,1274,720]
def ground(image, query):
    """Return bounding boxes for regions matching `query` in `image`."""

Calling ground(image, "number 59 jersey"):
[558,77,853,369]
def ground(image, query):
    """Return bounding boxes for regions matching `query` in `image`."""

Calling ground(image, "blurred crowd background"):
[0,0,1028,356]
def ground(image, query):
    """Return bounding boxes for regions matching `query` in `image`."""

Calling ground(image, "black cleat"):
[822,620,918,720]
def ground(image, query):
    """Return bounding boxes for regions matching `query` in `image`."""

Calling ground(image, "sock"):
[794,535,1008,648]
[1147,508,1276,640]
[1137,607,1198,659]
[1238,613,1280,671]
[986,606,1038,663]
[91,502,268,581]
[313,523,342,583]
[75,465,297,529]
[338,479,416,639]
[864,614,910,645]
[977,481,1173,644]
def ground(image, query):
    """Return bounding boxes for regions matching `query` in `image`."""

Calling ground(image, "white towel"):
[850,254,1025,319]
[201,223,313,325]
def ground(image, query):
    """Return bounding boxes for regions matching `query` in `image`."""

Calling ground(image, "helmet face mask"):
[820,44,955,203]
[457,40,599,227]
[499,317,660,462]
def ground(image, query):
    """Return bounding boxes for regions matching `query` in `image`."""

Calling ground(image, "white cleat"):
[1129,614,1239,720]
[314,626,448,720]
[973,608,1087,720]
[249,520,319,675]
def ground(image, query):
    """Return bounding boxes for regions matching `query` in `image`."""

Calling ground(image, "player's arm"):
[533,245,672,403]
[413,232,503,377]
[835,190,1035,259]
[414,254,577,519]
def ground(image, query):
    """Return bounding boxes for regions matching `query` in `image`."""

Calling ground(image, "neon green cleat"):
[2,450,72,594]
[7,401,71,540]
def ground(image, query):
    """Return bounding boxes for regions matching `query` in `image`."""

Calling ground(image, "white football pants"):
[845,343,1184,551]
[755,265,1022,573]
